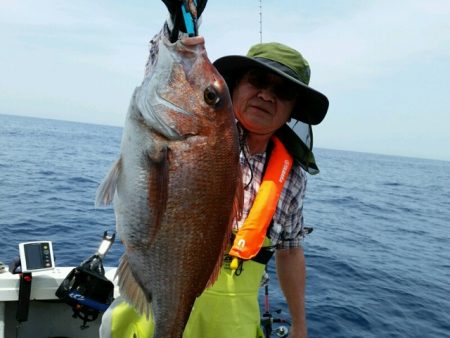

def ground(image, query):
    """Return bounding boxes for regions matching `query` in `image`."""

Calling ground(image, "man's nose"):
[256,86,276,102]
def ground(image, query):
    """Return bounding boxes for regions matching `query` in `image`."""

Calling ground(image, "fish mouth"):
[134,88,191,141]
[157,91,191,116]
[136,92,189,141]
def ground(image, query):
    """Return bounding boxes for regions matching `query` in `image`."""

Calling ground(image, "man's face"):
[232,69,297,135]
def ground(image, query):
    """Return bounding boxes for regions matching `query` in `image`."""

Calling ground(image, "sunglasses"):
[245,69,298,101]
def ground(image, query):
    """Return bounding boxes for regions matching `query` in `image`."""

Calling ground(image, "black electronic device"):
[55,231,115,328]
[18,241,55,273]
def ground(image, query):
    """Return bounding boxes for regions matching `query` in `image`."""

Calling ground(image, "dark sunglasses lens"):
[274,84,297,101]
[246,69,297,101]
[247,70,267,89]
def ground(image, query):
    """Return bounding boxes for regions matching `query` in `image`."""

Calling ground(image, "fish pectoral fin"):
[146,146,169,237]
[95,158,122,207]
[116,254,152,318]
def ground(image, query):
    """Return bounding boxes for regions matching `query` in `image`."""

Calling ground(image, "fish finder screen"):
[19,241,54,272]
[24,243,46,269]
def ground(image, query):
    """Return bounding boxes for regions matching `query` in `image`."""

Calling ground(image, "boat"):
[0,266,290,338]
[0,265,118,338]
[0,233,290,338]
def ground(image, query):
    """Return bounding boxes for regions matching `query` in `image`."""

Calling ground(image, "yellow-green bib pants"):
[100,239,270,338]
[183,256,266,338]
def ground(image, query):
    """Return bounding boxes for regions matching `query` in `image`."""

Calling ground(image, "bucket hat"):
[213,42,329,125]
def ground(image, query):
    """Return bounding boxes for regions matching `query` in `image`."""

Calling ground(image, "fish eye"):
[204,86,220,106]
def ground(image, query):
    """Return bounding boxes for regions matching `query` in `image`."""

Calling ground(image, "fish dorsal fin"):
[95,158,122,207]
[116,254,151,318]
[232,165,244,223]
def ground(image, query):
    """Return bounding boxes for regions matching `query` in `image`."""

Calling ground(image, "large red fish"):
[96,31,241,337]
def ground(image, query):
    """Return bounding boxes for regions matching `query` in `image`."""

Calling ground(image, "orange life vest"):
[229,135,293,269]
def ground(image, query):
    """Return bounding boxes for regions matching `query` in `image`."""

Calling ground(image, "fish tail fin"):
[95,158,122,207]
[206,166,244,288]
[116,254,152,319]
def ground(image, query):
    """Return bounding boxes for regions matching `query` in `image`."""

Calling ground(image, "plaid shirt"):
[234,144,307,249]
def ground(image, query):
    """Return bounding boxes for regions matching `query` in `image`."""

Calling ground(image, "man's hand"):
[276,247,308,338]
[161,0,207,33]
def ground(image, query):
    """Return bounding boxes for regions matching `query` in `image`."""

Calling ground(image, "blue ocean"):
[1,113,449,337]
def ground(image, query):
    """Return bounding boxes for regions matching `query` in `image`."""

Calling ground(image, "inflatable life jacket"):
[229,135,293,270]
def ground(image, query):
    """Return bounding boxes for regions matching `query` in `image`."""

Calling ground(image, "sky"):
[1,0,449,161]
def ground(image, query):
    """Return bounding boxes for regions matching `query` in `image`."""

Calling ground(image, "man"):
[100,2,328,337]
[206,42,328,338]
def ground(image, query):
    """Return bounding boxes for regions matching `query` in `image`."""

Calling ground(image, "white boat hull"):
[0,267,118,338]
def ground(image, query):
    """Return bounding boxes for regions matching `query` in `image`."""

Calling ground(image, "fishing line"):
[259,0,263,43]
[238,123,254,190]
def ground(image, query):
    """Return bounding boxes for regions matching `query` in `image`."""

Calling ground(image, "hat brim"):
[213,55,329,125]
